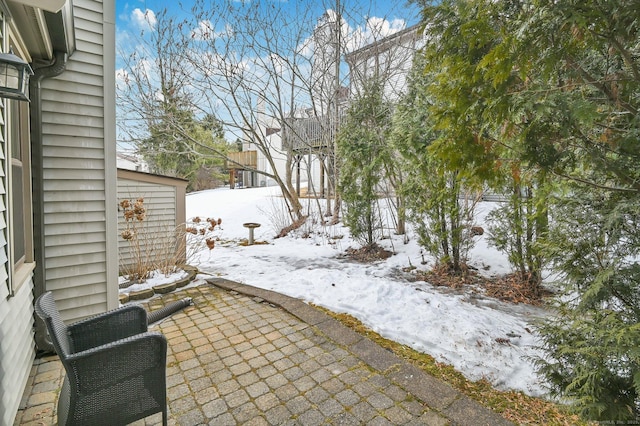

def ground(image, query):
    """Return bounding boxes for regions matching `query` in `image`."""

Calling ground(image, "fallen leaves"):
[416,264,553,306]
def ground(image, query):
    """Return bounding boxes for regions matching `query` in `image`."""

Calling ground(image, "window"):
[9,98,32,271]
[5,39,34,295]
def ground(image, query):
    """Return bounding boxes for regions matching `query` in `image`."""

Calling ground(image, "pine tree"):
[391,55,478,273]
[412,0,640,418]
[139,90,228,191]
[336,80,392,247]
[537,186,640,420]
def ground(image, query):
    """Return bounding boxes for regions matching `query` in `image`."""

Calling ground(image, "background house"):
[0,1,116,424]
[117,151,150,173]
[276,24,423,198]
[345,24,423,102]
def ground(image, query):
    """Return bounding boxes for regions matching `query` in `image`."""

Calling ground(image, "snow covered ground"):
[182,186,551,398]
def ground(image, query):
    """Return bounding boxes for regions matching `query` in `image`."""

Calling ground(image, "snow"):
[181,186,550,398]
[119,186,551,396]
[119,269,191,294]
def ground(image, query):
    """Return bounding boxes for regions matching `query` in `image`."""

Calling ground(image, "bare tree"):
[116,10,230,185]
[117,0,418,226]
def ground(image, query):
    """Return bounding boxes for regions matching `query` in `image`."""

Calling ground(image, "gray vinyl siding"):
[0,282,35,426]
[0,6,36,422]
[0,88,36,424]
[41,0,116,322]
[2,0,116,423]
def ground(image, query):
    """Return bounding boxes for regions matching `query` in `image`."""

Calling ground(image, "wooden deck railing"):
[227,151,257,169]
[282,112,345,153]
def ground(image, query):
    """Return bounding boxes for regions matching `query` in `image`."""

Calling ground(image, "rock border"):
[119,265,198,304]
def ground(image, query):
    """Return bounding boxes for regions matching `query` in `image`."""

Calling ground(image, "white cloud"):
[191,21,234,41]
[367,16,406,39]
[303,10,407,55]
[345,15,407,52]
[116,56,156,92]
[115,68,130,91]
[131,8,157,32]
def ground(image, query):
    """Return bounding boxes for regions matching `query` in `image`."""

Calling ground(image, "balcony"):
[282,113,344,154]
[227,151,257,170]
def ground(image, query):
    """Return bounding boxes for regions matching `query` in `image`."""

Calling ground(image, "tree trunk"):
[396,196,406,235]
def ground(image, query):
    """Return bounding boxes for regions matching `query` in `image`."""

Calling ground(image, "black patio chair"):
[35,291,168,426]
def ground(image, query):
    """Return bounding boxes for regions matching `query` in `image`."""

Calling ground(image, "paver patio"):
[14,279,512,425]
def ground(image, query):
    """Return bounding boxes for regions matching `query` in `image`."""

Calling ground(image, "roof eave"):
[5,0,75,62]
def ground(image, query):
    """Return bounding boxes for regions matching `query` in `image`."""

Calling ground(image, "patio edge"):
[206,278,514,426]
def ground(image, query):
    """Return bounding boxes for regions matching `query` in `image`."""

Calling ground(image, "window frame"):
[5,30,34,296]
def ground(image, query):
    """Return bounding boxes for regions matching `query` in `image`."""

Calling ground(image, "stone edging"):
[119,266,199,304]
[206,277,514,426]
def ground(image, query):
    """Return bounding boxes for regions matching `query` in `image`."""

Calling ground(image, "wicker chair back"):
[35,291,168,426]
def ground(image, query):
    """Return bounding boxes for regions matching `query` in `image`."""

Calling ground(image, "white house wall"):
[0,0,115,423]
[255,132,328,194]
[243,128,291,189]
[41,0,116,321]
[259,133,289,187]
[346,26,423,103]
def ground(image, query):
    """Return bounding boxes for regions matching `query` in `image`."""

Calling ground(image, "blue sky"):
[114,1,421,147]
[115,1,420,26]
[115,0,421,55]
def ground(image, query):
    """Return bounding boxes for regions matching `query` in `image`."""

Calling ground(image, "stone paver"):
[14,281,512,426]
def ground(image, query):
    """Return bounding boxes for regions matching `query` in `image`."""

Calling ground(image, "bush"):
[119,197,221,282]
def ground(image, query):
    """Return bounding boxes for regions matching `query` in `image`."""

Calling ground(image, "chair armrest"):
[66,331,167,395]
[68,305,148,352]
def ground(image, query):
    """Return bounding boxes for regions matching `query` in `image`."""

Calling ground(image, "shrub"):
[119,197,221,283]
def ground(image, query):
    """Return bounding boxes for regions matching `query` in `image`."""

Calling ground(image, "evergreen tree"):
[485,172,550,287]
[514,1,640,418]
[337,80,392,247]
[416,0,551,282]
[414,0,640,418]
[537,185,640,420]
[138,89,229,191]
[391,55,478,273]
